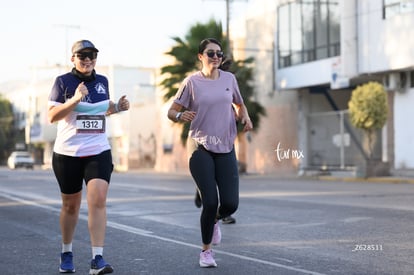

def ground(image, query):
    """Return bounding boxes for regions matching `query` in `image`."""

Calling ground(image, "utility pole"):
[204,0,247,57]
[225,0,231,56]
[54,24,81,68]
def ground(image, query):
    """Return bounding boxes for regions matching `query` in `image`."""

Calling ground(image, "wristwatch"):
[175,112,182,122]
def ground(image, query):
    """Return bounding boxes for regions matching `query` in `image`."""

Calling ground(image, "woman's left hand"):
[117,95,130,111]
[241,117,253,132]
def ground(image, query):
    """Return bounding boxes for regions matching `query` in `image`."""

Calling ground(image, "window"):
[278,4,291,67]
[383,0,414,18]
[277,0,340,68]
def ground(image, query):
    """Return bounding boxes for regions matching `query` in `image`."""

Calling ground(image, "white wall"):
[340,0,358,78]
[358,0,414,73]
[394,88,414,169]
[276,58,336,90]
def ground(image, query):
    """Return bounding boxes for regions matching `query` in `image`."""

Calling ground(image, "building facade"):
[245,0,414,175]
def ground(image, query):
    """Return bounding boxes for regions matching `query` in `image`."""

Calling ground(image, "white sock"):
[62,243,72,253]
[92,246,103,258]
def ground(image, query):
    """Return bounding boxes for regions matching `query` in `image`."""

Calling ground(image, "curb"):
[317,176,414,184]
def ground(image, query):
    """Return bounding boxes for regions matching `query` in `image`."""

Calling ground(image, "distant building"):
[1,65,157,171]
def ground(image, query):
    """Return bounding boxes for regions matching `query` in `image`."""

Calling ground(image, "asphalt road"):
[1,167,414,275]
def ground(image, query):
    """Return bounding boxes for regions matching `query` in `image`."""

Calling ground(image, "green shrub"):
[348,81,388,162]
[348,81,388,130]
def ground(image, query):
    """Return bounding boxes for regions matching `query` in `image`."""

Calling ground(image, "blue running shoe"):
[89,255,113,275]
[59,252,75,273]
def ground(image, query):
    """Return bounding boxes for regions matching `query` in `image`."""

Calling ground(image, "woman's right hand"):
[48,82,89,123]
[73,82,88,102]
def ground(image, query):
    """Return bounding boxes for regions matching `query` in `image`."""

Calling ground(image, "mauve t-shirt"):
[174,70,244,153]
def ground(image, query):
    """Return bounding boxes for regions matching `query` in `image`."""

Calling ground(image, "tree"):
[0,95,15,163]
[228,57,266,172]
[160,19,266,172]
[348,81,388,176]
[161,19,227,102]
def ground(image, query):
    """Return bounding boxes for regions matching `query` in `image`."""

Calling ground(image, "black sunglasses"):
[75,51,98,60]
[205,50,224,58]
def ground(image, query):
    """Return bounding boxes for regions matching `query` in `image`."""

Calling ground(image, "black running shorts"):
[52,150,113,194]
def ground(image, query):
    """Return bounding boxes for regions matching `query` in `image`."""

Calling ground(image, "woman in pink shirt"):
[167,38,253,268]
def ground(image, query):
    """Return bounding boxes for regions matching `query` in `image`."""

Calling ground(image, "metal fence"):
[306,110,381,171]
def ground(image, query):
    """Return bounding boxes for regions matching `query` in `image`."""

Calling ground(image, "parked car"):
[7,151,35,169]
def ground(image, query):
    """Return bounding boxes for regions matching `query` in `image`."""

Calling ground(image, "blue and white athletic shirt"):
[48,72,111,157]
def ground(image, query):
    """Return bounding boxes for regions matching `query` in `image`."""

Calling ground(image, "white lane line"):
[1,191,327,275]
[111,226,326,275]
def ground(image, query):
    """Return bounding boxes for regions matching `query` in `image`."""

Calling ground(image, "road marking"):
[1,190,327,275]
[342,217,372,223]
[104,221,327,275]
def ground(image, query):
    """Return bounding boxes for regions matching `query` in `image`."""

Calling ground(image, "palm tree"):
[229,57,266,173]
[161,19,227,101]
[160,19,266,172]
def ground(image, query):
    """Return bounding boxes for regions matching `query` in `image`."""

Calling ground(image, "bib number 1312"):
[76,115,105,133]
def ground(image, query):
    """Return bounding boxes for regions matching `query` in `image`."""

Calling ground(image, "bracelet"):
[114,103,120,113]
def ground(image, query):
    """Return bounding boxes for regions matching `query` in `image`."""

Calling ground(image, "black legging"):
[189,146,239,245]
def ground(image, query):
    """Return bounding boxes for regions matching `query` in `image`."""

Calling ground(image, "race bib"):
[76,115,105,133]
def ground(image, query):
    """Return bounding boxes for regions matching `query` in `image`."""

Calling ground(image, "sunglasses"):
[75,51,98,60]
[205,50,224,58]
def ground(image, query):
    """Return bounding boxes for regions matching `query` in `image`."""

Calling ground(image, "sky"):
[0,0,249,83]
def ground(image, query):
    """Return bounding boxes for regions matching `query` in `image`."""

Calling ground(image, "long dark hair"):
[198,38,222,54]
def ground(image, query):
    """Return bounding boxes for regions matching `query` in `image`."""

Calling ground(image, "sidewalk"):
[316,175,414,184]
[123,167,414,185]
[239,169,414,184]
